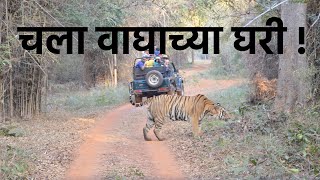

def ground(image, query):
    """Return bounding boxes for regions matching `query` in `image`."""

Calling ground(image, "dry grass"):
[163,121,230,179]
[162,112,289,179]
[162,82,319,179]
[0,111,96,179]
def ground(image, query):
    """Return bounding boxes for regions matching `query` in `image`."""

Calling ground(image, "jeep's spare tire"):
[145,70,164,88]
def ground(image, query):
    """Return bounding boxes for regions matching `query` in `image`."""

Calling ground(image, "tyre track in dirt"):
[66,61,244,179]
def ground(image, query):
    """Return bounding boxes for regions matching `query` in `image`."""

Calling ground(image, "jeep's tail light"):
[158,87,169,92]
[134,90,142,94]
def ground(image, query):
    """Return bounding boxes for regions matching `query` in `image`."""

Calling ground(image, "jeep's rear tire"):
[145,70,164,88]
[177,84,184,96]
[135,95,142,107]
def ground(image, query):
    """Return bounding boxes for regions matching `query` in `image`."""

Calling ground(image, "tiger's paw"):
[143,127,152,141]
[193,131,203,140]
[154,129,166,141]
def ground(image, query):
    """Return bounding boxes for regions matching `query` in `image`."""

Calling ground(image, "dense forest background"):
[0,0,267,118]
[0,0,318,119]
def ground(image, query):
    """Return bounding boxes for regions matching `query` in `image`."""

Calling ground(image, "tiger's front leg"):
[143,116,155,141]
[191,116,202,137]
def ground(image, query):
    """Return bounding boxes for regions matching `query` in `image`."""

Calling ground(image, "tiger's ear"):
[217,103,221,106]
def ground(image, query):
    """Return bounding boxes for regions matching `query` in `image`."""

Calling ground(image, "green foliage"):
[0,126,25,137]
[50,54,84,83]
[0,44,11,70]
[200,84,320,178]
[231,105,320,178]
[0,127,10,136]
[61,85,128,110]
[62,0,125,48]
[202,43,246,80]
[207,84,249,113]
[291,0,308,3]
[7,127,25,137]
[195,58,246,80]
[63,0,124,27]
[0,145,29,179]
[0,44,10,57]
[128,166,144,177]
[285,114,320,176]
[106,166,144,179]
[202,120,226,133]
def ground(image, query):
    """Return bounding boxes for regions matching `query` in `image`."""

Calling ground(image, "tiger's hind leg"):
[153,118,165,141]
[143,112,154,141]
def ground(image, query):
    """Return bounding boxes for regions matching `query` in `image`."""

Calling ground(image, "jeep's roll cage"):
[132,58,178,73]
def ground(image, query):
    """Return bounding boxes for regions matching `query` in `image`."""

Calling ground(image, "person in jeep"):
[145,56,155,67]
[135,57,147,70]
[163,57,172,77]
[154,57,161,67]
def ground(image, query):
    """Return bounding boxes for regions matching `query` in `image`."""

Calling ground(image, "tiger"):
[138,94,231,141]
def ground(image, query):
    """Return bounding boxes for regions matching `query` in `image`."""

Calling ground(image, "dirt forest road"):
[66,61,244,179]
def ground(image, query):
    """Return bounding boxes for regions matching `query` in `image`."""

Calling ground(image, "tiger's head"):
[213,103,231,120]
[203,98,231,120]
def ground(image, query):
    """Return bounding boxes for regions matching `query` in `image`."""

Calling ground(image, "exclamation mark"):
[298,27,305,54]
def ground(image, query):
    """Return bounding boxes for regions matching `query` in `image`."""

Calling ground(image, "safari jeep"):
[129,58,184,106]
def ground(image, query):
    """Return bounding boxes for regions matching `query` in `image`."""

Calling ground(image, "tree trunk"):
[113,54,117,87]
[191,50,195,64]
[83,51,95,89]
[0,1,3,44]
[274,1,309,113]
